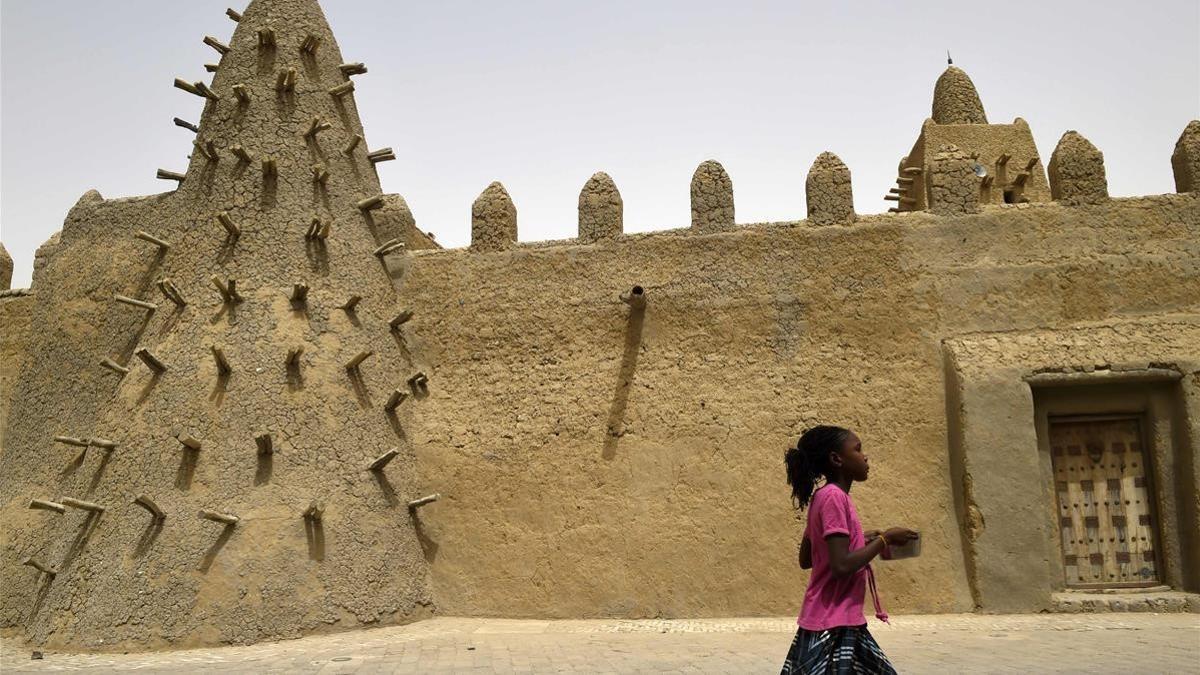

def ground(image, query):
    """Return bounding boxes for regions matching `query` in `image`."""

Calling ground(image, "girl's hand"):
[882,527,918,545]
[864,530,882,542]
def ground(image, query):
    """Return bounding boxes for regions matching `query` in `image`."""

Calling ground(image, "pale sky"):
[2,0,1198,287]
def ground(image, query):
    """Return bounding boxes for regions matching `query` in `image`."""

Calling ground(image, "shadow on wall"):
[603,287,647,460]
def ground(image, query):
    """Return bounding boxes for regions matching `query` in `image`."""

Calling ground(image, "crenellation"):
[805,152,855,226]
[1171,120,1200,193]
[690,160,734,233]
[577,172,623,242]
[471,182,518,252]
[1048,130,1108,205]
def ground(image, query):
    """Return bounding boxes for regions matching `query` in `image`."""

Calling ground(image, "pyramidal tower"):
[0,0,437,649]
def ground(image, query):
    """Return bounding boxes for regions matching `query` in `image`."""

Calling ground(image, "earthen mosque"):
[0,0,1197,652]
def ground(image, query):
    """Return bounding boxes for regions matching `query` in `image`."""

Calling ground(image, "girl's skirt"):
[780,625,896,674]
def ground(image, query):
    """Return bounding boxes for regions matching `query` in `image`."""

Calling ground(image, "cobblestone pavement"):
[2,614,1198,674]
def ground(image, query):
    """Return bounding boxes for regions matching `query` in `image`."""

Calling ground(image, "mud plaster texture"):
[932,66,988,125]
[470,183,518,253]
[1049,131,1109,205]
[0,2,1198,654]
[926,145,980,215]
[577,173,623,242]
[690,161,735,233]
[0,0,437,652]
[804,153,855,226]
[1172,120,1200,193]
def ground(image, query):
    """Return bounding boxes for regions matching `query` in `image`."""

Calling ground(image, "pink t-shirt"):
[797,483,868,630]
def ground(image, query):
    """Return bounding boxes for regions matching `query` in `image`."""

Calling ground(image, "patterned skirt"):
[780,625,896,674]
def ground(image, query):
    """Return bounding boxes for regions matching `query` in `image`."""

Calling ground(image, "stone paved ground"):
[2,614,1198,674]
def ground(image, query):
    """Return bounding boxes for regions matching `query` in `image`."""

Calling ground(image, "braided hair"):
[785,425,851,510]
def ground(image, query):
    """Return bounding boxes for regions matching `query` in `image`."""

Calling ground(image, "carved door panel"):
[1049,416,1160,588]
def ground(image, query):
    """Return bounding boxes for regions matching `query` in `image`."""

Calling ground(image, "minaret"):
[0,0,434,649]
[888,61,1050,212]
[931,65,988,125]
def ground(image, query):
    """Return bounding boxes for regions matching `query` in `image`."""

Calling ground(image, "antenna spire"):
[947,50,953,65]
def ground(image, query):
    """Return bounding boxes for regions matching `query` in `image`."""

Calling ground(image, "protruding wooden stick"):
[311,164,329,184]
[204,63,220,73]
[290,283,309,304]
[389,309,414,329]
[302,500,324,521]
[262,157,277,178]
[55,436,90,448]
[157,279,187,307]
[407,373,429,397]
[157,169,186,183]
[339,63,367,76]
[373,239,404,257]
[211,276,244,304]
[29,499,67,514]
[884,194,901,201]
[981,176,995,188]
[135,231,171,250]
[304,117,332,139]
[342,135,363,155]
[902,167,923,175]
[100,359,130,376]
[300,34,322,54]
[304,218,331,240]
[286,346,304,367]
[174,117,200,133]
[134,495,165,521]
[211,346,232,375]
[199,509,239,526]
[255,433,274,456]
[367,448,399,472]
[136,348,167,374]
[996,153,1011,167]
[232,84,250,105]
[231,145,252,164]
[345,351,373,371]
[329,81,355,98]
[888,207,901,213]
[385,389,408,412]
[217,212,241,239]
[258,28,275,48]
[367,148,396,163]
[174,78,205,97]
[896,177,914,185]
[284,68,297,91]
[1012,172,1031,187]
[203,36,231,55]
[115,294,158,312]
[888,187,902,194]
[62,497,105,513]
[194,82,221,101]
[275,69,290,92]
[22,558,57,577]
[90,438,117,452]
[178,434,202,451]
[340,296,362,312]
[407,494,439,511]
[621,286,647,309]
[357,195,385,212]
[226,7,242,21]
[193,139,216,161]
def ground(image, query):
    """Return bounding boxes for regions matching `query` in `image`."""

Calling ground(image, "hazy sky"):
[2,0,1197,286]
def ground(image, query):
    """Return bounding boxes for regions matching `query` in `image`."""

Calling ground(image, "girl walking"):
[780,425,918,674]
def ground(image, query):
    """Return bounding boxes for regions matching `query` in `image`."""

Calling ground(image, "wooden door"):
[1049,416,1160,588]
